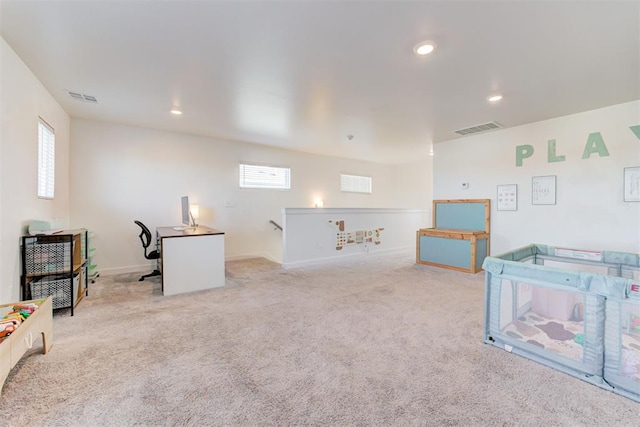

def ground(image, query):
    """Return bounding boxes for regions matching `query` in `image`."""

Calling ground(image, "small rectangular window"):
[340,174,372,194]
[38,119,55,199]
[239,163,291,189]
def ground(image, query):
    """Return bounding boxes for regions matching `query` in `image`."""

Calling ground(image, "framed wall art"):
[497,184,517,211]
[532,175,556,205]
[624,166,640,202]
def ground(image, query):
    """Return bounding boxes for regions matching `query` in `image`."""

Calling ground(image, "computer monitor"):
[181,196,198,228]
[181,196,191,226]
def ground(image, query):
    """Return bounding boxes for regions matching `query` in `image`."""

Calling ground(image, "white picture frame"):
[497,184,517,211]
[532,175,556,205]
[624,166,640,202]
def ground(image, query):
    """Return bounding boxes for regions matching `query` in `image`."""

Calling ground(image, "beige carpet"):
[0,252,638,426]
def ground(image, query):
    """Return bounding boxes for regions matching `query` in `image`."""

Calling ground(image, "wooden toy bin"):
[416,199,490,274]
[0,297,53,394]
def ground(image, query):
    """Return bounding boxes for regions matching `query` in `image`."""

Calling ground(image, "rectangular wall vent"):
[67,91,98,103]
[454,121,501,136]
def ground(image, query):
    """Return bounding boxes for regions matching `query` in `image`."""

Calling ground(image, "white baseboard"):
[102,248,410,276]
[281,245,414,269]
[99,264,152,276]
[102,253,284,276]
[224,252,282,264]
[260,252,283,264]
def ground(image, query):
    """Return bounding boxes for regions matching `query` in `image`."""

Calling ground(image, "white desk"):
[156,225,225,296]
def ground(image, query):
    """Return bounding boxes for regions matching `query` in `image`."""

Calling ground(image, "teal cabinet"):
[416,199,490,274]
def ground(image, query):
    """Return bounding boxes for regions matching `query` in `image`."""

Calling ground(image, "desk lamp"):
[190,204,199,227]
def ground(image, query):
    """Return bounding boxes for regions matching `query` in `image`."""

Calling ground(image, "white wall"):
[0,37,71,303]
[69,119,431,274]
[282,208,429,268]
[434,101,640,255]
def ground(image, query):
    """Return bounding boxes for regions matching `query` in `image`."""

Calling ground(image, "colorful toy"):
[0,321,17,339]
[0,301,40,340]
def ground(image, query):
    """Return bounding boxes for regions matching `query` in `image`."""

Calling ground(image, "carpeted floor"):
[0,252,638,426]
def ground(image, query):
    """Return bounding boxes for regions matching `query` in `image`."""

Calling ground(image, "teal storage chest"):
[416,199,490,274]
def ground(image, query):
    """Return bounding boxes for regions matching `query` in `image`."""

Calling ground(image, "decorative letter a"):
[582,132,610,159]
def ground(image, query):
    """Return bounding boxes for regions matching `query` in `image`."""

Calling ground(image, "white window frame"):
[239,163,291,190]
[37,118,55,199]
[340,173,372,194]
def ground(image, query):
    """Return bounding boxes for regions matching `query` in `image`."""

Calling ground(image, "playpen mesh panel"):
[582,294,605,374]
[605,301,623,375]
[604,300,640,393]
[487,278,606,376]
[486,274,502,339]
[497,280,588,364]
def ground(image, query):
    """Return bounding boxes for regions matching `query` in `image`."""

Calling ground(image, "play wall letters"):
[515,126,640,167]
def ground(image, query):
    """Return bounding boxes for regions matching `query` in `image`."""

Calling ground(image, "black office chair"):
[134,220,161,281]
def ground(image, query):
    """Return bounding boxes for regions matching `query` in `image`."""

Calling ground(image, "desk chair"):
[134,220,161,281]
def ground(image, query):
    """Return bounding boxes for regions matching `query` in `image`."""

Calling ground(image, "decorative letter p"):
[516,145,534,167]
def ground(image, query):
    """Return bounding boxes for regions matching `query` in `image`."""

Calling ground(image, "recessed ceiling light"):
[170,107,182,115]
[413,40,437,56]
[487,95,503,103]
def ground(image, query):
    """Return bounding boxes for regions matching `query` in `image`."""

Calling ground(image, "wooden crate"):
[416,199,490,274]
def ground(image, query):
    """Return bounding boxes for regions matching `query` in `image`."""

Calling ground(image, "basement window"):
[37,118,55,199]
[340,174,372,194]
[239,163,291,189]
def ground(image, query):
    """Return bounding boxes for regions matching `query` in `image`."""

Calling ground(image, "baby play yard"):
[483,244,640,402]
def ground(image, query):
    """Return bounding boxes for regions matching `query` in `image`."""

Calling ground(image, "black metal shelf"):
[20,229,89,316]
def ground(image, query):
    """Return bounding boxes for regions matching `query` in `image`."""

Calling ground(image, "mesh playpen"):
[483,244,640,402]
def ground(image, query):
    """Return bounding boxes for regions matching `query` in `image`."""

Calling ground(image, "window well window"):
[340,174,372,194]
[239,163,291,189]
[37,119,55,199]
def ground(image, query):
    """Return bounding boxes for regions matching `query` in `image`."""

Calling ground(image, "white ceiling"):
[1,1,638,164]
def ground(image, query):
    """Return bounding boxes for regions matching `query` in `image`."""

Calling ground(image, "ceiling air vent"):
[67,91,98,103]
[454,121,501,136]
